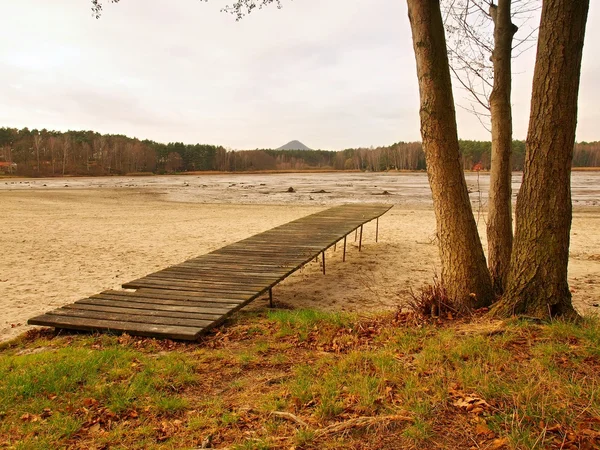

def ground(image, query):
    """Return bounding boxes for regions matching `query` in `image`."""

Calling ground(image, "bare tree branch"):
[442,0,540,130]
[91,0,287,20]
[451,65,491,111]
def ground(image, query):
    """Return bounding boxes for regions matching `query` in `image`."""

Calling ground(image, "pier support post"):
[322,251,326,275]
[359,225,363,251]
[343,235,347,262]
[376,217,379,243]
[269,288,273,308]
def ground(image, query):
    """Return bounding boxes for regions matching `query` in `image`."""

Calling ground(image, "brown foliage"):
[407,276,463,319]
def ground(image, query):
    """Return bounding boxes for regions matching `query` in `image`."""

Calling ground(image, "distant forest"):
[1,127,599,176]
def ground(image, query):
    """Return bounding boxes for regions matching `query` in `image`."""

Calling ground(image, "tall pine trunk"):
[493,0,589,319]
[407,0,493,309]
[487,0,516,294]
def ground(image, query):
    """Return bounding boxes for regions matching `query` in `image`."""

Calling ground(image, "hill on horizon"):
[276,140,312,151]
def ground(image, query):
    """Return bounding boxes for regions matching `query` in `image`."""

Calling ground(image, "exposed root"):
[270,412,413,441]
[313,414,414,438]
[271,411,309,428]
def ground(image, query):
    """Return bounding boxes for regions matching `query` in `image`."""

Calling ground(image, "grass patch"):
[1,312,600,448]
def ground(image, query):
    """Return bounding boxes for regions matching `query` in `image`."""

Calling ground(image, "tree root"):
[271,411,309,428]
[270,411,413,441]
[314,414,413,438]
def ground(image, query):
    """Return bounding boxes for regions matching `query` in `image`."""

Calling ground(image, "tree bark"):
[493,0,590,319]
[487,0,517,295]
[407,0,494,309]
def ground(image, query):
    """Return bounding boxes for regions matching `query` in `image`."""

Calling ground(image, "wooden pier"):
[28,204,392,340]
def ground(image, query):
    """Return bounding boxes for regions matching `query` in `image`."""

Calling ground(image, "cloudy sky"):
[1,0,598,150]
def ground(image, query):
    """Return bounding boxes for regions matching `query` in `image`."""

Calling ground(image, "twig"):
[271,411,309,428]
[313,414,413,438]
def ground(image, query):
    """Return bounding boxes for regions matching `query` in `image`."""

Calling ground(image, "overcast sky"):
[1,0,599,150]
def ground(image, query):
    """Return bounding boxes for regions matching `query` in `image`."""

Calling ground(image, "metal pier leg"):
[269,288,273,308]
[376,217,379,243]
[355,228,358,242]
[359,225,363,252]
[343,235,347,262]
[322,251,326,275]
[334,242,337,251]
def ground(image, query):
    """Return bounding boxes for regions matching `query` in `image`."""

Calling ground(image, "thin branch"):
[450,64,491,111]
[271,411,309,428]
[512,27,538,50]
[457,103,492,133]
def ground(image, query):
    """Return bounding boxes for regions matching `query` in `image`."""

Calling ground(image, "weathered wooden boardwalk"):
[28,204,392,340]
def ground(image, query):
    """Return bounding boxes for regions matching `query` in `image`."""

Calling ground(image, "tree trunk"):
[407,0,494,309]
[493,0,589,319]
[487,0,517,295]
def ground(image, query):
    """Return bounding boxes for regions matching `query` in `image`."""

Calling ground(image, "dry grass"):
[1,310,600,449]
[407,275,462,319]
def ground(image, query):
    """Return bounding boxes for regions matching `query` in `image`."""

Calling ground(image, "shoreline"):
[2,166,600,181]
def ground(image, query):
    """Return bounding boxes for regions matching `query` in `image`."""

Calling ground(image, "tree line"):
[1,127,598,176]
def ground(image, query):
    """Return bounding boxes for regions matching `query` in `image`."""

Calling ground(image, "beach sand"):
[1,173,599,342]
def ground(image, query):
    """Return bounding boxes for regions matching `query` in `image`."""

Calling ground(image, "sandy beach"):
[1,172,599,343]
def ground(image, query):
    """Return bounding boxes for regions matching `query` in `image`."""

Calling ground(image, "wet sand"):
[1,172,599,342]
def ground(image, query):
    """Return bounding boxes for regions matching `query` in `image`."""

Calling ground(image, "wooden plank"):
[156,269,280,281]
[155,265,282,276]
[92,292,243,306]
[188,255,296,264]
[186,259,297,268]
[118,288,249,302]
[28,314,202,340]
[47,308,213,328]
[74,298,230,315]
[121,282,262,296]
[122,279,259,294]
[178,263,290,272]
[140,273,269,288]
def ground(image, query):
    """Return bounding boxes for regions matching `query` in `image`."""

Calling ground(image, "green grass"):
[267,308,355,340]
[1,310,600,449]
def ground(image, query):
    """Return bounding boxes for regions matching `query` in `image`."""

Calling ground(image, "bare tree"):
[493,0,589,319]
[48,136,58,175]
[62,135,71,176]
[444,0,538,294]
[406,0,494,309]
[487,0,517,295]
[33,133,43,175]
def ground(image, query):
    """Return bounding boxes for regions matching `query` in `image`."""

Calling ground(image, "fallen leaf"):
[475,422,494,437]
[580,428,600,438]
[83,398,99,408]
[489,437,509,449]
